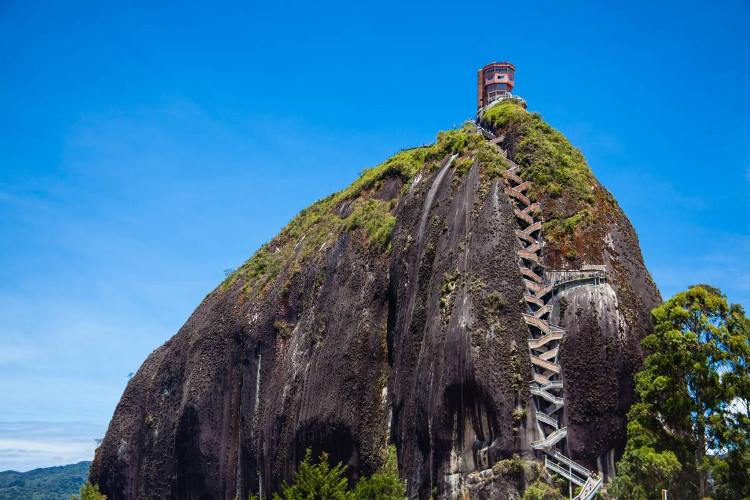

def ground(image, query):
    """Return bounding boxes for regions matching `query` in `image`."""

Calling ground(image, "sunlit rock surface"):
[90,113,660,499]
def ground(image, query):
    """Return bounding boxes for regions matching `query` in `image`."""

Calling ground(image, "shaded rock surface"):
[90,108,660,499]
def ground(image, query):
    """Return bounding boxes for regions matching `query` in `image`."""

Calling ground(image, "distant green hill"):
[0,461,90,500]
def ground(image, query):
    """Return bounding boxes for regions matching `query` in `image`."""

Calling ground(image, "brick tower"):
[477,61,516,109]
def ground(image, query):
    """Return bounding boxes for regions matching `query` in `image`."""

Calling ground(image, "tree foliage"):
[481,102,594,205]
[273,449,350,500]
[351,445,405,500]
[611,285,750,499]
[0,461,90,500]
[271,446,406,500]
[71,481,107,500]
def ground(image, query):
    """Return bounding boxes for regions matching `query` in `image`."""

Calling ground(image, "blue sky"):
[1,0,748,471]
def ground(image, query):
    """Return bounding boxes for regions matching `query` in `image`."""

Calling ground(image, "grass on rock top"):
[221,102,607,295]
[482,102,595,204]
[483,101,600,255]
[223,127,502,297]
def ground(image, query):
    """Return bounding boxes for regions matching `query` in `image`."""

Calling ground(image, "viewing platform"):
[545,267,608,289]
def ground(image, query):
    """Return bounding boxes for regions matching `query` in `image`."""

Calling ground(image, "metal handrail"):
[545,459,586,487]
[544,272,607,288]
[540,380,563,391]
[536,411,558,429]
[532,426,567,449]
[549,451,591,477]
[530,386,564,406]
[523,314,565,334]
[575,476,603,500]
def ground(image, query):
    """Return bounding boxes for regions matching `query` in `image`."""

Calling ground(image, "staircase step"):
[504,170,523,184]
[523,241,541,254]
[535,411,558,429]
[548,451,591,478]
[532,426,567,449]
[522,221,542,234]
[532,304,553,319]
[531,385,564,406]
[505,187,531,206]
[521,267,543,283]
[514,208,534,225]
[518,250,540,265]
[523,314,563,335]
[545,458,586,487]
[530,355,561,373]
[574,477,603,500]
[524,294,544,307]
[515,180,532,193]
[540,380,564,391]
[515,229,537,245]
[522,202,541,215]
[533,283,553,297]
[528,330,563,349]
[524,279,542,293]
[538,346,559,361]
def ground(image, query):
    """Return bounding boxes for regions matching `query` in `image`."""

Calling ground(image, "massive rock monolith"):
[90,102,660,499]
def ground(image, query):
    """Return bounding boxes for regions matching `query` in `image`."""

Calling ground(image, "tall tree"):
[71,481,107,500]
[273,449,351,500]
[351,445,405,500]
[710,300,750,499]
[611,285,750,499]
[269,446,406,500]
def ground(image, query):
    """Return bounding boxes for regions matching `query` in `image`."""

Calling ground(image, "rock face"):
[90,104,660,499]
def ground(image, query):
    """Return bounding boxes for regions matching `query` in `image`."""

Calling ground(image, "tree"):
[71,481,107,500]
[351,445,405,500]
[710,297,750,499]
[273,449,351,500]
[611,285,750,499]
[270,446,406,500]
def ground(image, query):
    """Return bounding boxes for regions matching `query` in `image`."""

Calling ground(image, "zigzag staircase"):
[479,124,603,500]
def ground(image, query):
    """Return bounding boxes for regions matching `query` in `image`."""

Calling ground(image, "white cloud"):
[0,421,105,472]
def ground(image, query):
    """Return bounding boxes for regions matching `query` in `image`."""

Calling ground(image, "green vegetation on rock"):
[346,199,396,251]
[611,284,750,500]
[482,102,602,257]
[542,210,589,242]
[521,479,561,500]
[482,102,594,204]
[224,127,497,298]
[491,454,525,478]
